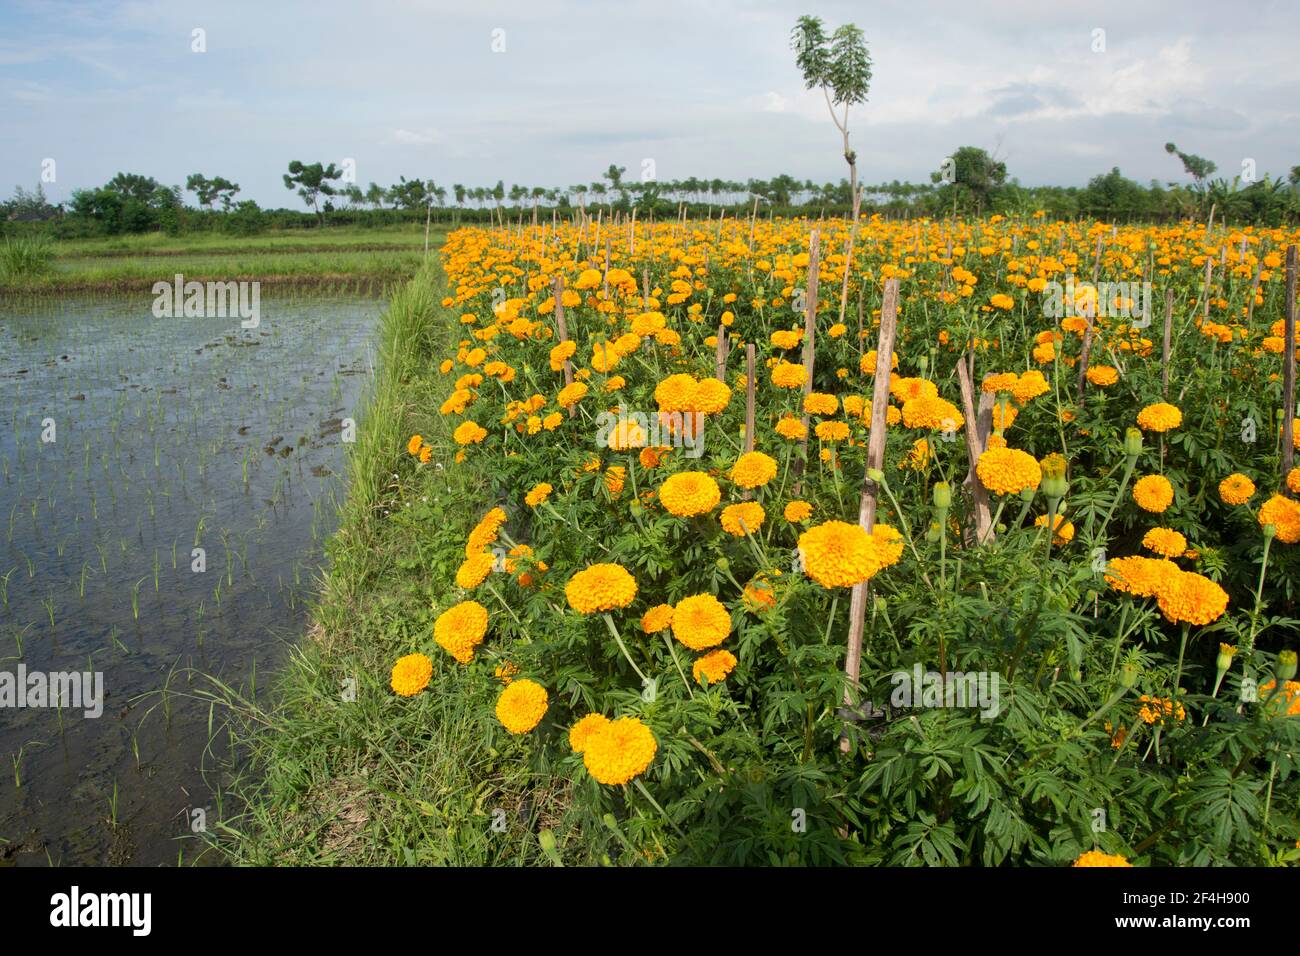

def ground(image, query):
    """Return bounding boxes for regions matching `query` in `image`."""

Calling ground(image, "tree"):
[282,160,343,223]
[1164,143,1217,186]
[388,176,435,210]
[603,164,627,192]
[185,173,240,210]
[791,14,873,323]
[931,146,1007,215]
[106,172,161,202]
[365,182,387,209]
[3,183,58,220]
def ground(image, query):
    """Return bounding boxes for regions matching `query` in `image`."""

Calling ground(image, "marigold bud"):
[933,481,952,511]
[1123,427,1143,458]
[1215,643,1237,674]
[1119,661,1141,688]
[1278,650,1298,683]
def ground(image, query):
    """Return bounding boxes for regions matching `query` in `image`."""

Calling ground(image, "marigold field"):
[386,214,1300,866]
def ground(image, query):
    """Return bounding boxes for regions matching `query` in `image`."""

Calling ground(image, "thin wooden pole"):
[956,354,993,545]
[1283,246,1297,493]
[793,231,820,491]
[840,278,899,753]
[552,277,576,419]
[1161,288,1174,397]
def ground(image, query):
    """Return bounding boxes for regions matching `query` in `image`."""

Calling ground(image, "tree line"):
[5,148,1300,238]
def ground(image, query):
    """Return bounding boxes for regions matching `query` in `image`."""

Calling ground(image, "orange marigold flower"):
[565,562,638,614]
[1086,365,1118,387]
[721,501,765,536]
[582,716,657,785]
[568,713,611,753]
[731,451,778,489]
[659,471,722,517]
[797,521,903,589]
[1141,527,1188,558]
[525,482,553,507]
[692,648,738,686]
[1034,512,1074,545]
[496,679,548,734]
[976,447,1042,495]
[453,421,488,445]
[1156,570,1229,626]
[641,603,674,634]
[455,551,496,589]
[671,593,732,650]
[784,500,813,522]
[1258,494,1300,543]
[1132,474,1174,513]
[771,361,807,389]
[1072,850,1131,868]
[390,653,433,697]
[434,600,490,664]
[775,415,808,440]
[1218,473,1255,505]
[1136,402,1183,433]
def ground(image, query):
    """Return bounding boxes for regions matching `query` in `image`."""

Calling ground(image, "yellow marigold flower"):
[981,372,1019,394]
[453,421,488,446]
[434,600,490,664]
[671,593,732,650]
[902,395,964,431]
[899,437,930,471]
[590,343,620,373]
[390,653,433,697]
[494,660,518,684]
[1011,370,1050,403]
[407,434,424,455]
[568,713,611,753]
[604,465,626,495]
[456,551,495,589]
[691,377,732,414]
[654,373,697,413]
[692,648,738,686]
[721,501,765,536]
[742,576,777,612]
[496,679,548,734]
[659,471,721,517]
[1258,679,1300,718]
[557,381,589,408]
[976,447,1042,495]
[1072,850,1132,868]
[639,446,669,468]
[990,293,1014,311]
[815,420,850,441]
[860,350,897,375]
[803,392,839,416]
[607,418,646,451]
[1218,473,1255,505]
[543,412,563,430]
[775,415,807,440]
[828,323,846,338]
[549,340,576,371]
[1258,494,1300,543]
[784,500,813,522]
[641,603,674,634]
[991,402,1018,431]
[525,482,553,507]
[1142,527,1188,558]
[731,451,778,488]
[891,377,939,403]
[1132,474,1174,513]
[418,446,432,463]
[582,716,657,785]
[1156,570,1229,626]
[605,375,626,392]
[1032,341,1055,363]
[1137,694,1185,725]
[1136,402,1183,433]
[466,506,507,556]
[565,562,637,614]
[1034,513,1075,545]
[1086,365,1118,387]
[771,361,807,389]
[798,521,903,589]
[771,329,802,349]
[1104,555,1180,598]
[1287,468,1300,495]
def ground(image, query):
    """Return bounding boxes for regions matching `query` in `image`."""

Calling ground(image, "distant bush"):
[0,235,55,279]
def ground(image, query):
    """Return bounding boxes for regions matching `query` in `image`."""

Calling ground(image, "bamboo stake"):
[839,278,899,753]
[552,277,576,419]
[793,231,821,491]
[714,324,728,382]
[1161,288,1175,397]
[1076,234,1104,403]
[1283,246,1297,494]
[956,355,993,544]
[742,344,756,501]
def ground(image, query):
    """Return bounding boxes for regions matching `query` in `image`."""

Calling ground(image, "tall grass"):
[0,235,54,279]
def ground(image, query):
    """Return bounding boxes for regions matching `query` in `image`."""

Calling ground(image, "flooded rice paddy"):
[0,293,380,865]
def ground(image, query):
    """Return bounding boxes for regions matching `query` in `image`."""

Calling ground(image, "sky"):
[3,0,1298,209]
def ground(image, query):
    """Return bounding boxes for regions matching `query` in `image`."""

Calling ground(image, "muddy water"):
[0,294,380,865]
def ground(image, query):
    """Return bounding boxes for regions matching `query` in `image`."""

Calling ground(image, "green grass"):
[201,265,595,865]
[0,226,453,292]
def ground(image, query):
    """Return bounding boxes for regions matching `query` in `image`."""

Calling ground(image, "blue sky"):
[3,0,1297,208]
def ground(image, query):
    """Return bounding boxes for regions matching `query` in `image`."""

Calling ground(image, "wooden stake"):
[1160,288,1175,397]
[956,355,993,545]
[742,344,756,501]
[1283,245,1297,494]
[839,278,899,754]
[714,324,728,382]
[794,231,820,491]
[552,277,576,419]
